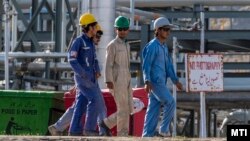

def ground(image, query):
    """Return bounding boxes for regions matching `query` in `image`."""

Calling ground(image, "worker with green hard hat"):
[114,15,130,28]
[100,16,134,136]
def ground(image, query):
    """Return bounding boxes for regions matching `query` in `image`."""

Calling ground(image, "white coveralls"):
[104,36,133,136]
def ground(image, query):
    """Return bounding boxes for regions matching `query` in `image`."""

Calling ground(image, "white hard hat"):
[153,17,175,30]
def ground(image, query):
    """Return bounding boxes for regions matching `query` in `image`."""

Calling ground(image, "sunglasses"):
[95,35,101,39]
[160,27,170,32]
[117,27,129,31]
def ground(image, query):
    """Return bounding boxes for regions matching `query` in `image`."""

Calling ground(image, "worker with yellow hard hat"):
[48,22,110,136]
[93,24,103,46]
[67,13,106,136]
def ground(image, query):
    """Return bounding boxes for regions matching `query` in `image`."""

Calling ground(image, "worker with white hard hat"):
[142,17,183,137]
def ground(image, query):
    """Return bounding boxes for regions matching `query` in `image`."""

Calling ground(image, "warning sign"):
[185,54,223,92]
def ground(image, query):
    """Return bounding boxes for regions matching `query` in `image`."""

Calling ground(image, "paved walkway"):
[0,136,226,141]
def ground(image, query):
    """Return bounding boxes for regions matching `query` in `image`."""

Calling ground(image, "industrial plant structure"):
[1,0,250,137]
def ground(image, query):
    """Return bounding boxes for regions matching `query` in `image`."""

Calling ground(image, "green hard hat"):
[114,16,130,28]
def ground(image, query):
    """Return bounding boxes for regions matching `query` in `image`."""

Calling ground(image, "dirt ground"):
[0,135,226,141]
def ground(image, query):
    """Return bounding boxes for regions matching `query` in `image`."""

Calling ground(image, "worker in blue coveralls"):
[48,25,110,136]
[67,13,104,136]
[142,17,183,137]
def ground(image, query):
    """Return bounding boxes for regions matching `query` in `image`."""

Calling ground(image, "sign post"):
[200,9,206,138]
[186,5,224,138]
[185,53,224,138]
[172,37,177,137]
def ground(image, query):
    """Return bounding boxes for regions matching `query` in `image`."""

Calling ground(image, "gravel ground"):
[0,136,226,141]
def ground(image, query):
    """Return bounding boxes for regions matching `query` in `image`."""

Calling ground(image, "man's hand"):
[95,72,101,79]
[176,81,183,91]
[144,81,152,93]
[106,82,114,89]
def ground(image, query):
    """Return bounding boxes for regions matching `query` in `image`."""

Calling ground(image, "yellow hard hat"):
[79,13,97,26]
[96,24,103,35]
[96,24,103,32]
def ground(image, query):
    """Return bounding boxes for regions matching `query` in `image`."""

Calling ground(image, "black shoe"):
[156,131,171,137]
[68,132,83,136]
[83,130,99,136]
[99,120,112,136]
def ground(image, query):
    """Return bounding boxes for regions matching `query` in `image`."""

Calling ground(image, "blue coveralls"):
[142,38,179,137]
[68,33,103,135]
[53,87,107,135]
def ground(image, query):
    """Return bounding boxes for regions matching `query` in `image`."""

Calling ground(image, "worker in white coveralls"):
[100,16,134,136]
[142,17,183,137]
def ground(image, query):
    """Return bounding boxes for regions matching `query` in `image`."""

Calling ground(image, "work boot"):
[68,132,83,136]
[48,125,62,136]
[83,130,99,136]
[158,131,171,137]
[99,120,112,136]
[117,128,129,136]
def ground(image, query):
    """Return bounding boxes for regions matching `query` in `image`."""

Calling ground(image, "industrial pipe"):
[117,0,250,7]
[14,0,250,9]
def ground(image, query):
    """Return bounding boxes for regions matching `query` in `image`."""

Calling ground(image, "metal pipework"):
[14,62,72,72]
[0,52,67,58]
[0,59,71,72]
[116,6,163,20]
[117,0,250,7]
[0,53,70,72]
[15,0,250,8]
[90,0,115,89]
[4,0,10,89]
